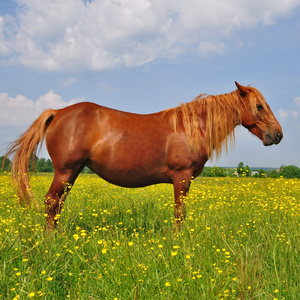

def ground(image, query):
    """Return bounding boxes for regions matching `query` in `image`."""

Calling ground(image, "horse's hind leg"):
[45,165,83,231]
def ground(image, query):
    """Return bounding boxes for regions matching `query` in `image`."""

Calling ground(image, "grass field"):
[0,172,299,299]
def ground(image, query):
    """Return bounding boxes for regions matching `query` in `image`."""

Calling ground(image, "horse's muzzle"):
[264,131,283,146]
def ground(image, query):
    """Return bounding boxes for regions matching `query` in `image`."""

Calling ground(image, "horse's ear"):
[235,81,247,97]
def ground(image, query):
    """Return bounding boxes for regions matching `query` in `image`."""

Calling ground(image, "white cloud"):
[0,17,10,55]
[0,0,299,71]
[293,96,300,107]
[278,108,288,122]
[291,97,300,119]
[291,111,298,119]
[62,77,76,87]
[198,41,226,57]
[0,91,83,126]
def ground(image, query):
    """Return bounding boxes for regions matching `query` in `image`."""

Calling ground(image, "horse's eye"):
[257,104,263,111]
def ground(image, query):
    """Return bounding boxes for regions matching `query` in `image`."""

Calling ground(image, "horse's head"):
[235,81,283,146]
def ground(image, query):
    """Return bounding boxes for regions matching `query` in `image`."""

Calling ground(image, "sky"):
[0,0,300,169]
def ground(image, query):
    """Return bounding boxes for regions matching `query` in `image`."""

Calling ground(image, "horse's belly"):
[86,152,170,188]
[89,163,170,188]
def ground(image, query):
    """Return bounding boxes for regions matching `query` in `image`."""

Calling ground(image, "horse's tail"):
[4,109,57,206]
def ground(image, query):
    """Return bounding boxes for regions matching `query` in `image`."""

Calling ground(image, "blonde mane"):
[165,88,267,159]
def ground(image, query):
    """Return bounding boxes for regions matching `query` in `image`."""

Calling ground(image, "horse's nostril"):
[275,131,283,143]
[275,131,283,144]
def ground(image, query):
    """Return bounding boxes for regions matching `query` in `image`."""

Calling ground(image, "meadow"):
[0,172,299,299]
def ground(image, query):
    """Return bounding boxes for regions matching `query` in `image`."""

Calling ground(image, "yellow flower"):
[29,292,35,297]
[171,251,178,256]
[101,248,108,254]
[128,242,133,246]
[165,282,171,287]
[16,272,21,276]
[46,277,53,281]
[41,270,46,275]
[73,234,79,241]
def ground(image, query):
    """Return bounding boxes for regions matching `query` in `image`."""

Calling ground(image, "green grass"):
[0,173,300,299]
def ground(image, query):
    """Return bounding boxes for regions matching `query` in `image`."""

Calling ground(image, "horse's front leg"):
[173,172,192,227]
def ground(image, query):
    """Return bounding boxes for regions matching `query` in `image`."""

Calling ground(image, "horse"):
[5,82,283,230]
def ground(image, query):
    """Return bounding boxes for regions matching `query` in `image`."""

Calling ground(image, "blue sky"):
[0,0,300,168]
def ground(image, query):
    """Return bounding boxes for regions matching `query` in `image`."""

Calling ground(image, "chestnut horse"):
[5,82,283,230]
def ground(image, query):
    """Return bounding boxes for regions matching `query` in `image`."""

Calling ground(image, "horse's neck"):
[201,92,241,158]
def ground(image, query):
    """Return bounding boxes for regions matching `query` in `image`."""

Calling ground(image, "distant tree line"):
[1,156,300,178]
[200,162,300,179]
[1,155,94,174]
[0,156,54,172]
[270,165,300,179]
